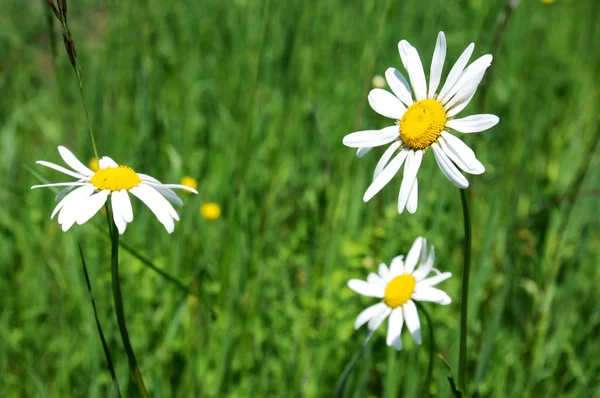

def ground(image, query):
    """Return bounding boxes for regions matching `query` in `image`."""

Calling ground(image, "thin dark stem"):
[333,330,375,398]
[108,210,149,398]
[76,81,99,158]
[77,242,122,398]
[45,0,99,158]
[417,302,435,397]
[120,240,191,295]
[458,189,472,394]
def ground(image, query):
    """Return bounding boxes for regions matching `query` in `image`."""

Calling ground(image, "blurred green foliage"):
[1,0,599,396]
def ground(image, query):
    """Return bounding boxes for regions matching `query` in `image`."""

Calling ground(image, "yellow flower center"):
[383,274,416,308]
[90,166,141,191]
[399,99,447,150]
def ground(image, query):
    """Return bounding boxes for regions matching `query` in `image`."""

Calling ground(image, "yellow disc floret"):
[91,165,141,191]
[399,99,447,150]
[384,274,416,308]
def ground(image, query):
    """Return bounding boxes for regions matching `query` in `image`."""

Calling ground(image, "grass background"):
[1,0,599,396]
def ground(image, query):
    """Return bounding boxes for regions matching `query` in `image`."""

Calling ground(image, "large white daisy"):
[31,146,198,234]
[348,237,451,350]
[343,32,499,213]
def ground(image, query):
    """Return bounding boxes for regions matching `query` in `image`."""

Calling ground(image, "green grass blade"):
[77,241,122,398]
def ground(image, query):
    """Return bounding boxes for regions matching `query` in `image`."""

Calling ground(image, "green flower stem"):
[458,188,472,394]
[108,209,149,398]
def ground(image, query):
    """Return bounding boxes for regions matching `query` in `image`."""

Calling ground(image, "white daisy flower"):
[31,146,198,234]
[348,237,451,350]
[343,32,500,213]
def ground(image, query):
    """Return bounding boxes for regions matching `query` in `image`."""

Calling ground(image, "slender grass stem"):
[77,242,122,398]
[76,81,99,159]
[416,302,435,397]
[46,0,99,158]
[108,208,149,398]
[333,330,375,398]
[458,188,472,394]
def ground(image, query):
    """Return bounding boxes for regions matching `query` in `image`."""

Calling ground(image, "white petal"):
[137,174,184,205]
[397,150,423,214]
[368,307,392,331]
[145,183,198,194]
[76,190,110,225]
[446,114,499,133]
[130,185,176,233]
[139,184,180,221]
[378,263,390,279]
[99,156,118,169]
[439,133,485,175]
[58,146,94,176]
[354,302,387,330]
[385,68,413,107]
[397,40,411,70]
[428,32,446,98]
[437,43,474,102]
[36,161,87,180]
[138,173,160,183]
[412,246,435,281]
[363,149,408,202]
[356,147,372,158]
[52,185,95,220]
[31,182,86,189]
[368,89,406,119]
[446,89,478,117]
[55,185,78,201]
[405,45,427,101]
[347,279,384,298]
[402,300,422,344]
[444,70,487,117]
[373,141,401,180]
[412,286,452,305]
[406,178,418,214]
[367,273,386,289]
[404,237,425,274]
[389,255,405,277]
[155,187,184,206]
[58,188,98,231]
[386,307,404,349]
[111,192,127,235]
[111,190,133,223]
[442,54,492,108]
[419,272,452,288]
[343,126,399,148]
[432,143,469,188]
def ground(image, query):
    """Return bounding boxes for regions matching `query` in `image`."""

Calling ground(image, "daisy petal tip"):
[347,279,361,291]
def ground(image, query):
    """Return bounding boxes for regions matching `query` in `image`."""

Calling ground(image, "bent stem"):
[458,189,472,394]
[108,209,149,397]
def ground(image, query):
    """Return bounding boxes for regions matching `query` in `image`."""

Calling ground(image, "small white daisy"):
[343,32,500,213]
[348,237,451,350]
[31,146,198,234]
